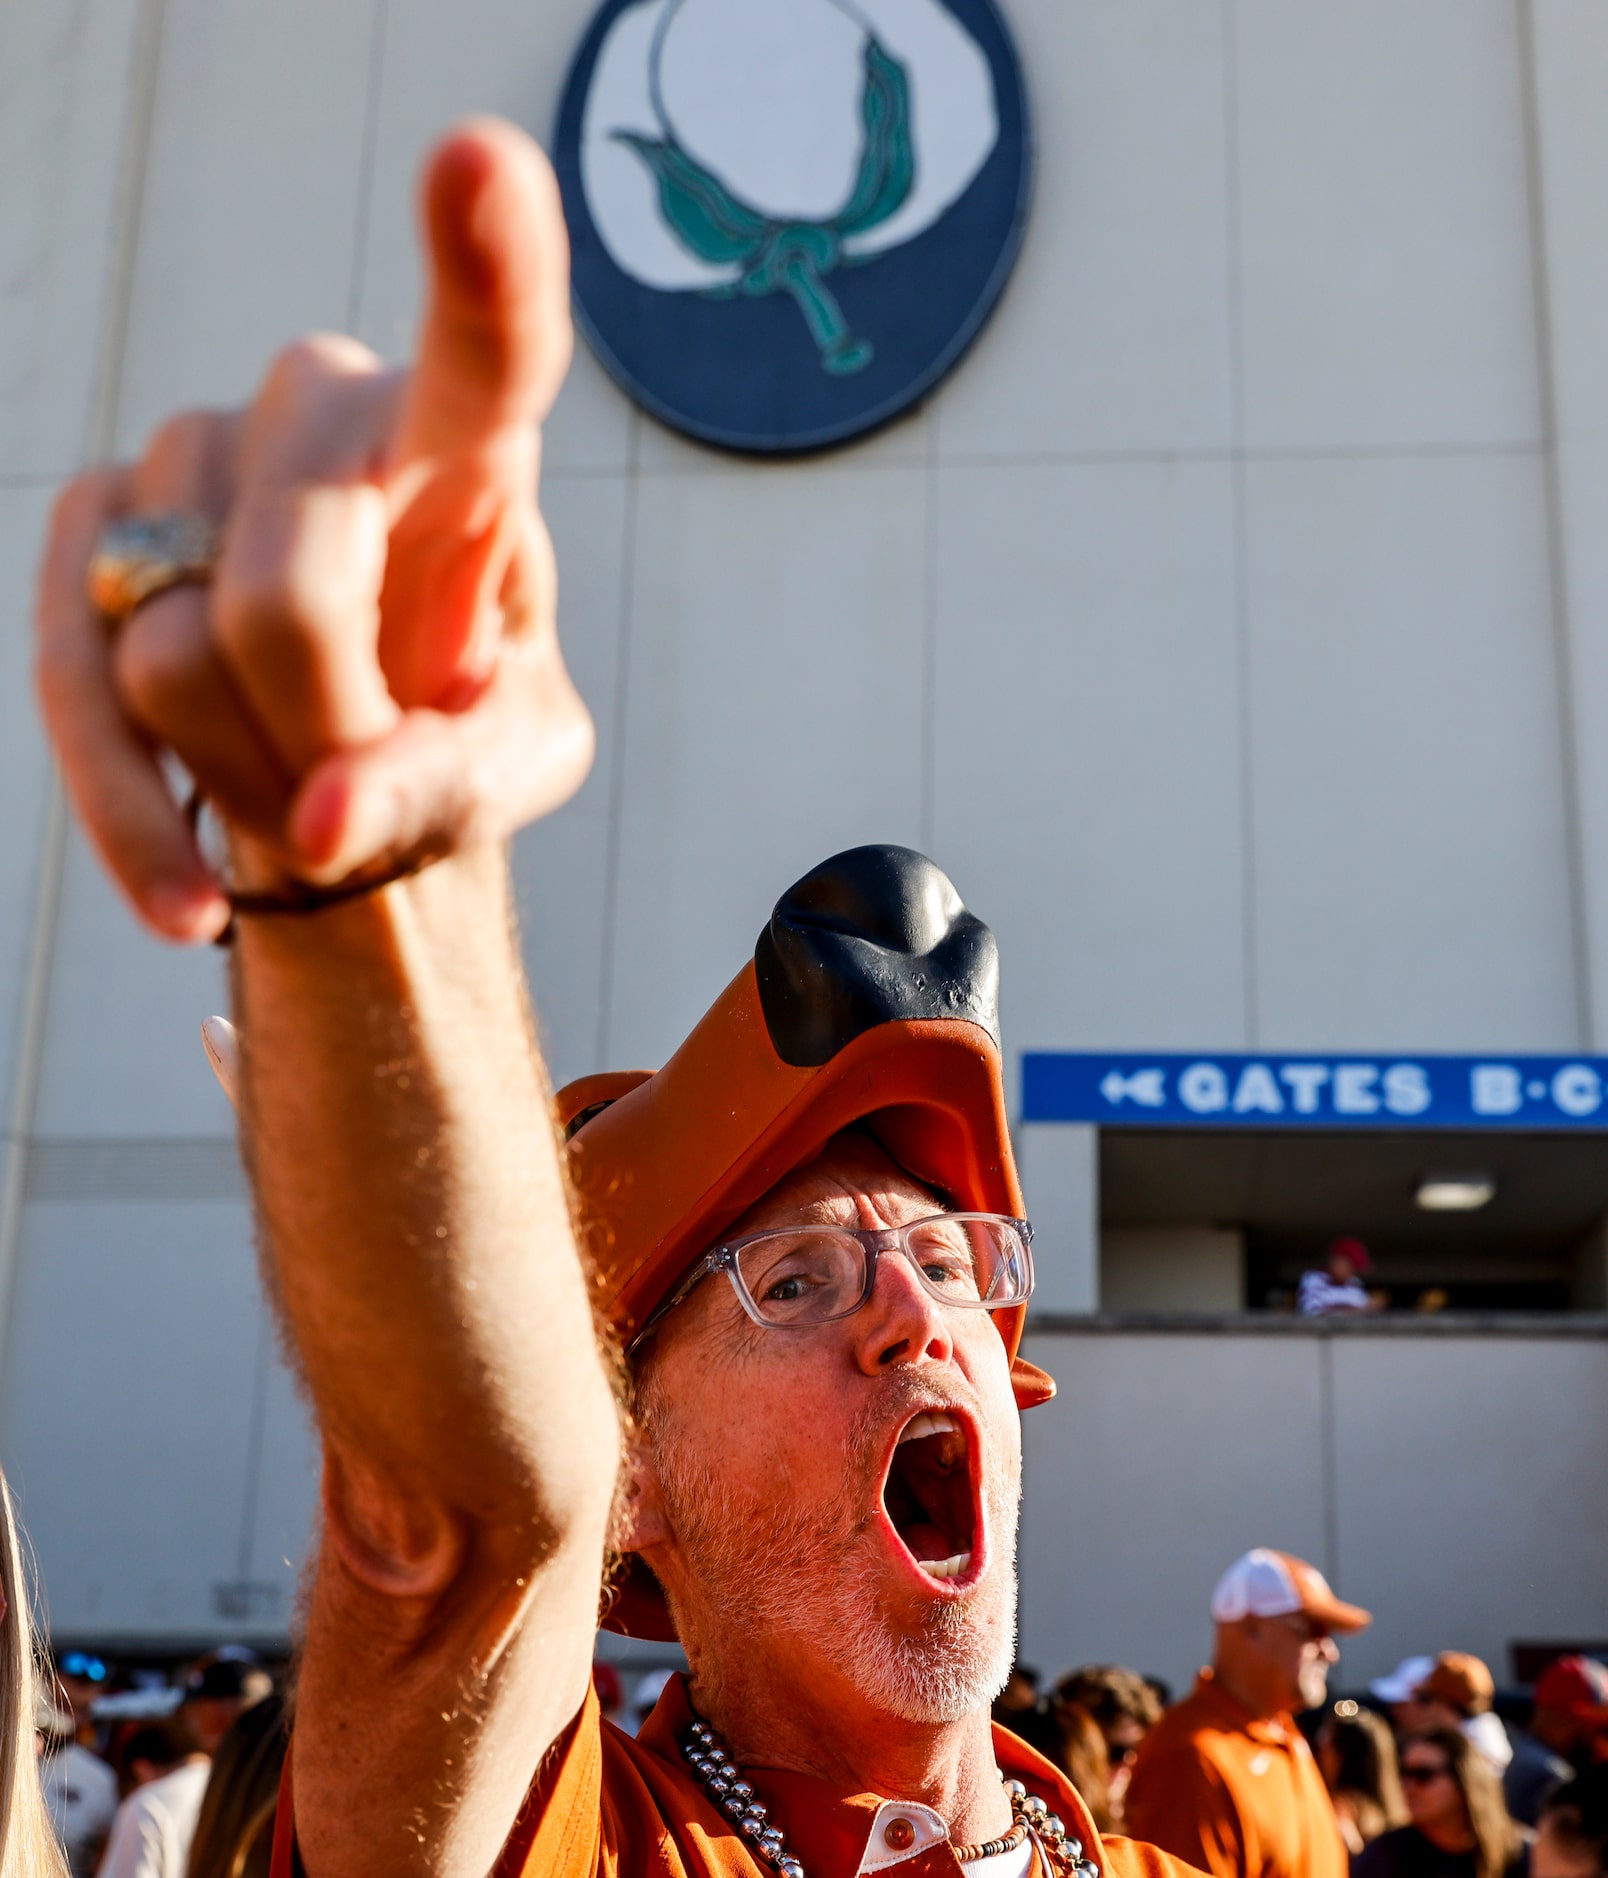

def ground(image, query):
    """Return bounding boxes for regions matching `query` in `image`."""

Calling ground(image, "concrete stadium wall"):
[5,1,1608,1641]
[1017,1322,1608,1698]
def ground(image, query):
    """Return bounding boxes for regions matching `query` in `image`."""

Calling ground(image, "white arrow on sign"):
[1100,1069,1167,1107]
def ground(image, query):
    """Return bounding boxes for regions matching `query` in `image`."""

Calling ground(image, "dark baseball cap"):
[184,1654,267,1702]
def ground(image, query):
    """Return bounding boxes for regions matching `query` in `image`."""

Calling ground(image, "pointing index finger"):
[393,120,573,476]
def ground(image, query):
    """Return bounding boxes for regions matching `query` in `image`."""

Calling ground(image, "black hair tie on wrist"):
[184,789,449,947]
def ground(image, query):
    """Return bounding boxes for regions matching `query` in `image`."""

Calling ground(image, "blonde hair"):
[0,1472,68,1876]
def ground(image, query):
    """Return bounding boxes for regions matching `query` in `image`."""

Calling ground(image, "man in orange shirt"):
[1125,1550,1371,1878]
[36,120,1211,1878]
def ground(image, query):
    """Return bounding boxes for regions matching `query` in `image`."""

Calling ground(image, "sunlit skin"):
[1399,1747,1474,1853]
[1213,1612,1340,1718]
[624,1132,1022,1843]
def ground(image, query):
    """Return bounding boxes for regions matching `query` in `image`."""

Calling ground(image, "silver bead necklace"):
[679,1714,1100,1878]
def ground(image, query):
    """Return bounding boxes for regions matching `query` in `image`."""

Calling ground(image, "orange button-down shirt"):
[273,1674,1207,1878]
[1123,1671,1345,1878]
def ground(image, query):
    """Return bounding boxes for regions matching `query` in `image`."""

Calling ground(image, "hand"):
[35,120,593,943]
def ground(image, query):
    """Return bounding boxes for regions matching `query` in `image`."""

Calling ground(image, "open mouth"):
[880,1409,981,1584]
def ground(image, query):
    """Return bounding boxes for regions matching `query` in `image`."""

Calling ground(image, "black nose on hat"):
[754,846,999,1068]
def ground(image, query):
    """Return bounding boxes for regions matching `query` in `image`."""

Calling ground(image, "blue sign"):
[553,0,1031,453]
[1022,1052,1608,1131]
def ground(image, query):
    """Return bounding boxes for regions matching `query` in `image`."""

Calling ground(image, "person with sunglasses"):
[1355,1728,1526,1878]
[34,123,1210,1878]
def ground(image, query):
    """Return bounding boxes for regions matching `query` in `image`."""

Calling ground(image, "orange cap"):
[1415,1652,1496,1715]
[1209,1547,1372,1635]
[555,847,1053,1639]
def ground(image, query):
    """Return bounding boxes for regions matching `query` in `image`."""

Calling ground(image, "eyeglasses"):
[1401,1764,1451,1785]
[628,1213,1034,1354]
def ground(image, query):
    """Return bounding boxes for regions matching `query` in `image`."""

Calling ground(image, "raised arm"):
[35,124,621,1876]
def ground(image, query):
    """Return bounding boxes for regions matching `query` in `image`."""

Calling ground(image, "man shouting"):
[36,121,1203,1878]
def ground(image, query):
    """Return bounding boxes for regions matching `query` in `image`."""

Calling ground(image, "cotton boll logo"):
[599,0,983,374]
[555,0,1031,452]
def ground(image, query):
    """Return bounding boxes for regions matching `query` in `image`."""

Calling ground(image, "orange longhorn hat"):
[555,845,1053,1639]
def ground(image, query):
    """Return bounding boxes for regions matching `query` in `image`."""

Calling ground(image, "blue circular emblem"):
[553,0,1032,454]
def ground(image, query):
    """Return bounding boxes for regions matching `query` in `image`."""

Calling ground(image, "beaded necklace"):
[679,1713,1101,1878]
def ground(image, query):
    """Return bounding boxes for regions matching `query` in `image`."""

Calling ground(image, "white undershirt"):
[855,1799,1041,1878]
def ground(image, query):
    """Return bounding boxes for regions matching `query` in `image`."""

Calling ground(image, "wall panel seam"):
[0,0,173,1419]
[1514,0,1595,1049]
[344,0,391,338]
[1220,0,1257,1048]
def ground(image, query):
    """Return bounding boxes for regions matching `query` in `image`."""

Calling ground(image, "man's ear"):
[615,1432,673,1555]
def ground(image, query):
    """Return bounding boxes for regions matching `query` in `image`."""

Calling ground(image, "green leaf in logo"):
[834,40,915,238]
[612,132,770,265]
[616,33,917,375]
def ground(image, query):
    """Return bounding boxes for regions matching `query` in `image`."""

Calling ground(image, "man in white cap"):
[1125,1548,1371,1878]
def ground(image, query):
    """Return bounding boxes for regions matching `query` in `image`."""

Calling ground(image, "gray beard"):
[649,1408,1020,1725]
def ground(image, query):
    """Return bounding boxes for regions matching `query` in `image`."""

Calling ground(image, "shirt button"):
[884,1818,917,1851]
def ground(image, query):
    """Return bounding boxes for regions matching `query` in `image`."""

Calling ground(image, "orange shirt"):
[272,1674,1205,1878]
[1123,1671,1345,1878]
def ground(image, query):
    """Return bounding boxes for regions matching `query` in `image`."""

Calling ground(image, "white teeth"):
[898,1411,962,1445]
[919,1552,972,1581]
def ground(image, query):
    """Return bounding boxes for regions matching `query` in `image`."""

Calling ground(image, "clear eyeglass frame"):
[627,1212,1035,1355]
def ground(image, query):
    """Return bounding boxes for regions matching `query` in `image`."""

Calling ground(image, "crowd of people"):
[32,1646,285,1878]
[975,1550,1608,1878]
[13,1548,1608,1878]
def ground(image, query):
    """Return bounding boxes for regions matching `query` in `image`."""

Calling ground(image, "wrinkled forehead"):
[725,1126,948,1238]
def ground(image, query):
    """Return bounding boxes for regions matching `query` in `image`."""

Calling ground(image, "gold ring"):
[86,512,220,622]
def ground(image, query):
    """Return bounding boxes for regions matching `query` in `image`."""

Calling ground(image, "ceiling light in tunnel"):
[1414,1173,1496,1212]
